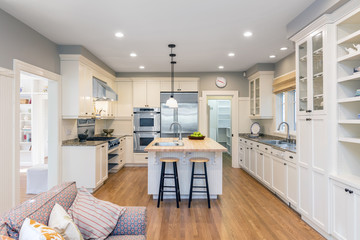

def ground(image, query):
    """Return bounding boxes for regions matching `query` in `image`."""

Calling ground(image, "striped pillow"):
[68,188,126,240]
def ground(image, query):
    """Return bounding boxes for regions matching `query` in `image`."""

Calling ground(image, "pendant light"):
[165,44,178,108]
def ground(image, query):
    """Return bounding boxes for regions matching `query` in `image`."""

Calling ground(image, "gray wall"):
[0,9,60,73]
[117,72,249,97]
[57,45,115,75]
[246,63,274,78]
[274,52,295,78]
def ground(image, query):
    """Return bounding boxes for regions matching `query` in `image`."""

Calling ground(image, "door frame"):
[200,91,239,167]
[13,60,61,205]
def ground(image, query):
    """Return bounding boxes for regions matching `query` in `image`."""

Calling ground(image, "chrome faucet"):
[277,122,290,142]
[170,122,183,141]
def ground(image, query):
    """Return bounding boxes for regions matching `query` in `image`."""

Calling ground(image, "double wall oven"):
[133,107,160,153]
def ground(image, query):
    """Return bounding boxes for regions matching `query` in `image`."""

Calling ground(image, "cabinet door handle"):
[240,148,243,150]
[306,118,312,121]
[250,148,253,150]
[145,157,148,159]
[245,141,247,143]
[120,148,123,151]
[284,163,287,166]
[257,145,259,147]
[260,153,263,156]
[102,146,105,148]
[289,156,293,159]
[349,190,354,194]
[306,110,312,113]
[265,147,268,150]
[345,188,349,192]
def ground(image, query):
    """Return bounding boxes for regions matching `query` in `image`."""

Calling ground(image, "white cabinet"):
[255,150,264,181]
[133,80,160,108]
[61,61,95,119]
[238,142,245,168]
[62,143,108,192]
[249,145,256,175]
[133,153,148,164]
[297,115,329,231]
[248,71,274,119]
[244,145,250,171]
[331,179,359,240]
[263,153,272,187]
[114,80,133,118]
[160,79,198,92]
[286,161,298,208]
[272,156,287,198]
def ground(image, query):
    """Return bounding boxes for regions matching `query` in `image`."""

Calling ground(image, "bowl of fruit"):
[188,131,205,140]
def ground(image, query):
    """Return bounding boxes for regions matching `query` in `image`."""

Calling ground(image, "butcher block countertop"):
[144,137,227,152]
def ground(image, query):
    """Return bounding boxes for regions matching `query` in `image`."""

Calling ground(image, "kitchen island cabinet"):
[144,137,226,199]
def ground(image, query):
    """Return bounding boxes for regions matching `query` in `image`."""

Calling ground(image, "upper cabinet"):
[248,71,273,119]
[60,55,116,119]
[132,79,161,108]
[296,25,333,116]
[160,78,199,92]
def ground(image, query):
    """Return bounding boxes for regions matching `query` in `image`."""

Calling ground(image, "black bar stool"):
[188,157,210,208]
[157,157,181,208]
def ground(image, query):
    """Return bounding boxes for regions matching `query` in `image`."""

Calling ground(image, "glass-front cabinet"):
[248,72,273,119]
[296,30,325,115]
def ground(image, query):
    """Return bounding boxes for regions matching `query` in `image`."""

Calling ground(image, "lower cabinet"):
[249,146,256,175]
[244,146,250,171]
[263,153,272,187]
[62,143,108,192]
[331,179,360,240]
[272,156,287,198]
[286,161,298,208]
[255,150,264,181]
[238,143,245,167]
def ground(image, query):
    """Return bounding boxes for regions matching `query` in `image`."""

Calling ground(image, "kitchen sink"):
[259,139,296,151]
[153,142,184,146]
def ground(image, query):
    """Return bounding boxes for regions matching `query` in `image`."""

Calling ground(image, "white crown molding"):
[115,77,200,82]
[290,14,334,42]
[0,67,14,77]
[59,54,115,80]
[248,71,274,80]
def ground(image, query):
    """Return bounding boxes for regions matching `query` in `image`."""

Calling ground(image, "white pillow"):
[19,218,64,240]
[48,204,83,240]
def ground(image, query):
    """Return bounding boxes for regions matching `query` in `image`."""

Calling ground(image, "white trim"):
[201,91,239,168]
[116,77,200,82]
[274,70,296,80]
[13,60,61,205]
[248,71,274,80]
[290,14,334,42]
[0,67,14,77]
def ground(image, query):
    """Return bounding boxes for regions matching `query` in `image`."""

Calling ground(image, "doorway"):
[14,60,61,205]
[19,72,49,201]
[208,97,232,155]
[200,91,239,168]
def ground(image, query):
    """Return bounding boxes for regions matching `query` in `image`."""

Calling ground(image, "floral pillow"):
[19,218,64,240]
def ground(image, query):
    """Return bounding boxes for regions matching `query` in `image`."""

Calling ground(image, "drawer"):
[239,144,245,154]
[271,148,285,159]
[133,153,148,164]
[259,144,271,154]
[118,151,126,165]
[239,137,245,143]
[284,151,296,164]
[119,137,126,148]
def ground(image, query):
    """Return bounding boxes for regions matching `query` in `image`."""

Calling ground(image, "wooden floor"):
[94,154,324,240]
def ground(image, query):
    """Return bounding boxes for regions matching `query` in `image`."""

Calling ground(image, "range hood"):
[92,77,118,101]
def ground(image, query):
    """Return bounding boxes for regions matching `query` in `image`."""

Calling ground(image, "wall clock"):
[215,77,227,88]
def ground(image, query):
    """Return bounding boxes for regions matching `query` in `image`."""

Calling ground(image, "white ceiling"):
[0,0,316,72]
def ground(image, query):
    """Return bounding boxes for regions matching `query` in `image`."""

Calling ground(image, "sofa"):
[0,182,146,240]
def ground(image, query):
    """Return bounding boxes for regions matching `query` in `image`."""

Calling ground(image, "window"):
[276,90,296,133]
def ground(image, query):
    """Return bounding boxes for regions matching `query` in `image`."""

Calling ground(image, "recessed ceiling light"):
[139,66,145,69]
[243,31,253,37]
[280,47,288,51]
[218,66,224,69]
[130,53,137,57]
[269,55,276,58]
[228,53,235,57]
[115,32,124,38]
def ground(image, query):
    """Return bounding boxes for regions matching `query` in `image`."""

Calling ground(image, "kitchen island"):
[144,137,227,199]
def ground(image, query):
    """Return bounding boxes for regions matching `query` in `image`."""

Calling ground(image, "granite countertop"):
[238,133,296,153]
[62,134,129,147]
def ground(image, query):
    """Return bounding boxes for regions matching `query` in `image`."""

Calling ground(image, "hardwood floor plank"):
[94,154,324,240]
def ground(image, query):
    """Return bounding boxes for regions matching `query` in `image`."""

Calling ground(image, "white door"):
[255,151,264,181]
[115,81,133,117]
[286,162,298,208]
[133,81,147,107]
[249,147,256,175]
[263,153,272,187]
[272,156,286,198]
[331,180,355,240]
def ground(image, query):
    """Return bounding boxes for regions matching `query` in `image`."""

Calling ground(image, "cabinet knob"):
[102,146,105,148]
[306,118,312,121]
[345,188,349,192]
[260,153,263,156]
[306,110,312,113]
[145,157,148,159]
[284,163,287,166]
[257,145,259,147]
[265,148,268,150]
[349,190,354,194]
[289,156,293,159]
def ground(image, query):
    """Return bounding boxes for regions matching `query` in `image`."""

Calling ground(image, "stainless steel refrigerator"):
[160,92,198,138]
